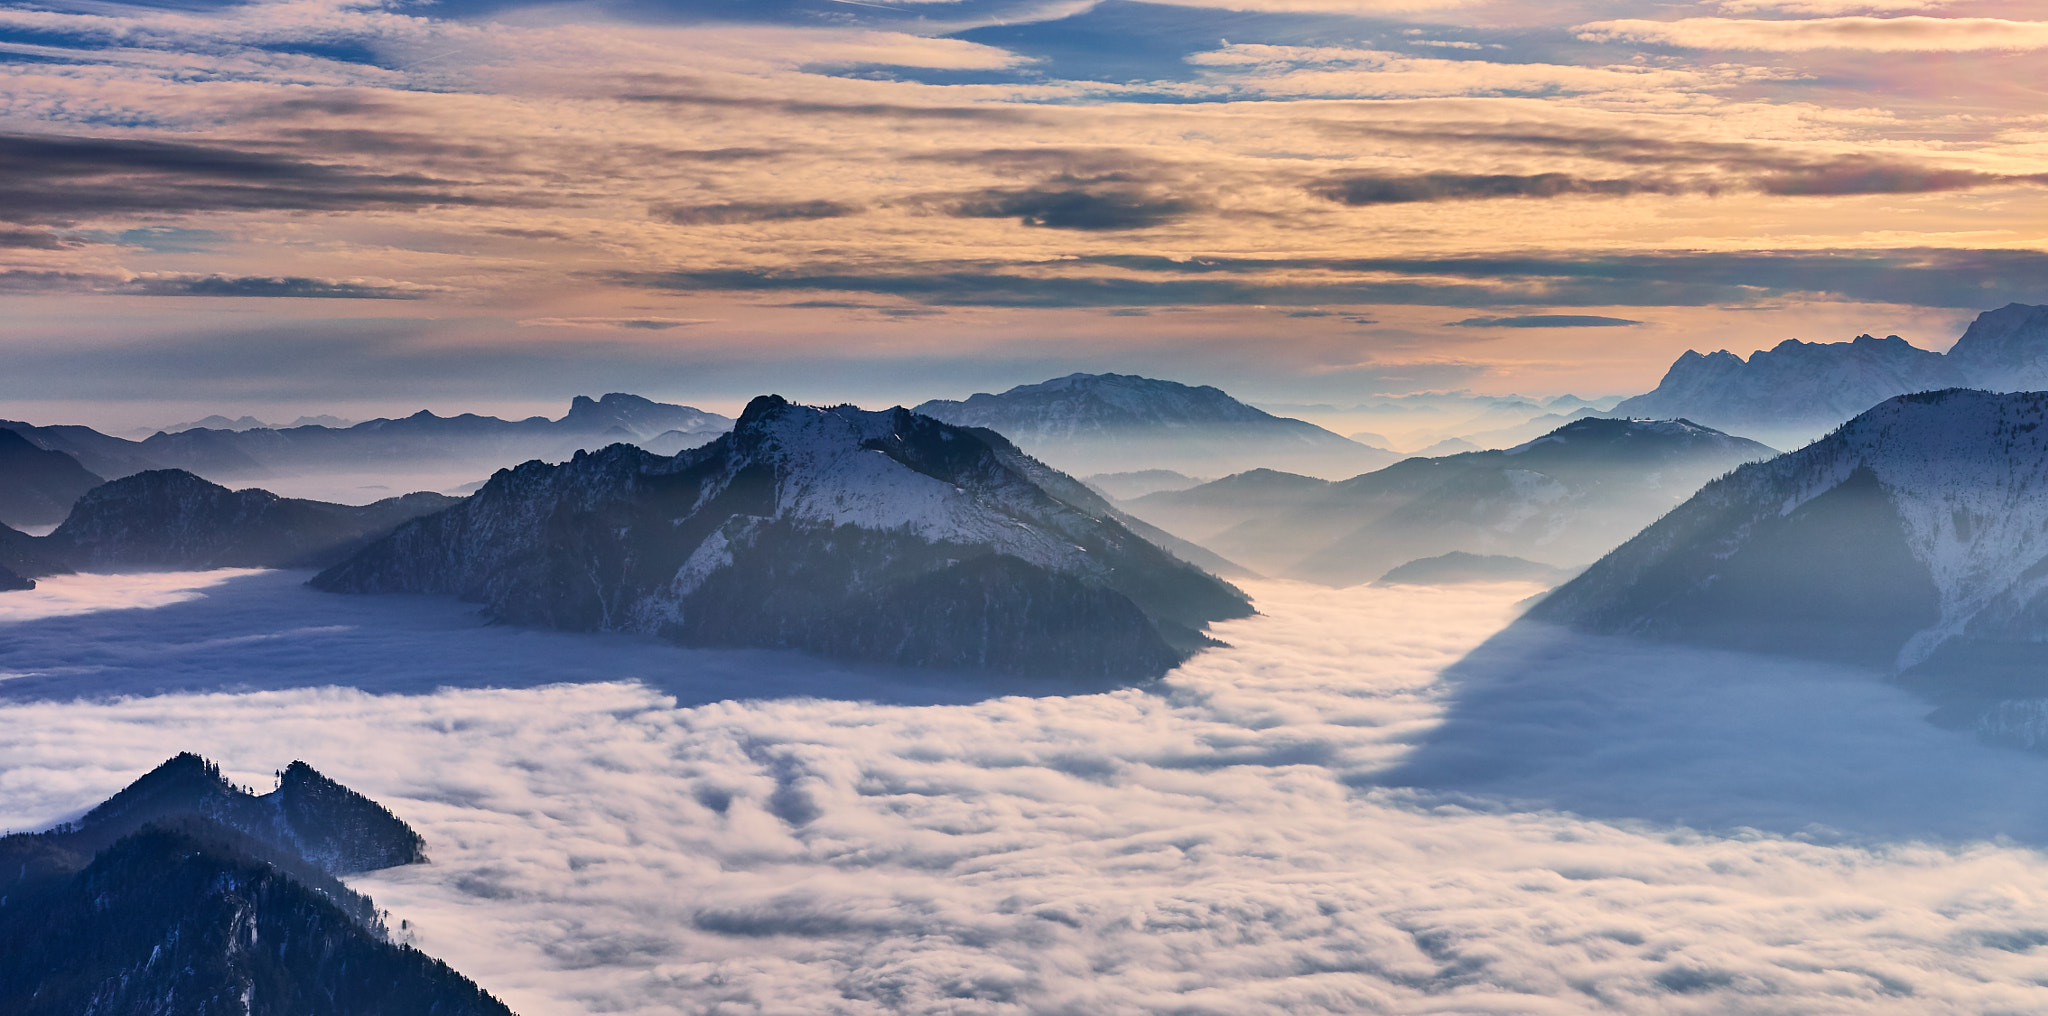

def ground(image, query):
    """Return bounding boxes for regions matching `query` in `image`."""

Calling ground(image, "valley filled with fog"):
[7,570,2048,1014]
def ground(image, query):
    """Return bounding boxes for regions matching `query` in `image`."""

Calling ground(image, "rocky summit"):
[0,753,509,1016]
[314,396,1252,683]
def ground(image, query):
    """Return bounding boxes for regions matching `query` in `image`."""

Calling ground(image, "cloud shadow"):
[1373,619,2048,846]
[0,569,1080,708]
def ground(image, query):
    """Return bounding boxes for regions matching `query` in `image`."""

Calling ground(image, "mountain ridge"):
[314,395,1251,682]
[1611,304,2048,446]
[1122,417,1776,586]
[1529,389,2048,741]
[0,753,510,1016]
[0,392,732,485]
[914,372,1397,479]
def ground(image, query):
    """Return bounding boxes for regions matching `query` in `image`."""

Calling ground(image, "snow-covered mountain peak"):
[721,396,1093,571]
[912,373,1395,479]
[1943,304,2048,390]
[1806,390,2048,665]
[1610,305,2048,448]
[1535,388,2048,678]
[317,394,1252,679]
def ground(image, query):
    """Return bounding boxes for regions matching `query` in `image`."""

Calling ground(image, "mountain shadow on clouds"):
[0,569,1128,707]
[1382,390,2048,845]
[1375,620,2048,847]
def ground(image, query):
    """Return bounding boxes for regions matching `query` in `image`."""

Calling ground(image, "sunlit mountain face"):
[0,0,2041,425]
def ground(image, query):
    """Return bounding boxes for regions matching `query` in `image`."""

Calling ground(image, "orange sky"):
[0,0,2042,426]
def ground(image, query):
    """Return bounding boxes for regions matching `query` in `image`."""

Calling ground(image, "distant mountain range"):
[1612,304,2048,448]
[914,373,1398,479]
[151,413,358,435]
[0,469,461,577]
[1374,552,1576,587]
[1530,389,2048,746]
[0,393,731,486]
[1123,418,1775,586]
[314,396,1252,683]
[0,753,511,1016]
[1262,392,1628,454]
[0,427,102,528]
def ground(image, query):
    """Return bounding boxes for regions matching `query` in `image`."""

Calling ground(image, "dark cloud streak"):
[947,187,1196,230]
[0,132,493,225]
[1449,315,1642,328]
[0,269,425,299]
[657,200,859,225]
[619,248,2048,309]
[1317,172,1671,205]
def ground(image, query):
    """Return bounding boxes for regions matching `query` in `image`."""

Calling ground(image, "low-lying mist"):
[4,575,2048,1013]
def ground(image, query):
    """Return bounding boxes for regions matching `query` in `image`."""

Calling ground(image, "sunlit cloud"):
[1580,15,2048,52]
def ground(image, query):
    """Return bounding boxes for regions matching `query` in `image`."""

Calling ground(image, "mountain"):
[315,395,1252,682]
[0,754,510,1016]
[913,373,1398,479]
[1529,391,2048,734]
[0,428,103,528]
[1458,406,1609,450]
[163,414,277,433]
[1123,418,1776,586]
[1259,392,1628,454]
[1083,469,1209,500]
[151,414,360,434]
[1374,552,1575,587]
[3,753,427,902]
[0,520,69,582]
[1122,468,1333,545]
[42,469,463,572]
[1611,304,2048,448]
[0,393,732,485]
[0,562,31,591]
[1942,303,2048,389]
[0,826,514,1016]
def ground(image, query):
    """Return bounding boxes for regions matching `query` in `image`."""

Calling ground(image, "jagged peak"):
[736,393,793,428]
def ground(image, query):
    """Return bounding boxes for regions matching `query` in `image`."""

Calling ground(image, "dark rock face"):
[0,520,69,583]
[0,754,508,1016]
[1122,418,1776,586]
[913,372,1396,478]
[1528,390,2048,743]
[316,396,1252,682]
[47,469,463,570]
[0,562,30,591]
[11,752,427,892]
[1610,304,2048,447]
[0,428,103,528]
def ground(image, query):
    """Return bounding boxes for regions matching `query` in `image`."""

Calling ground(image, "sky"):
[0,0,2045,426]
[12,572,2048,1012]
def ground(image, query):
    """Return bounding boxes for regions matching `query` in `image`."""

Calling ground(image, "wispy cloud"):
[1580,16,2048,52]
[0,133,491,226]
[1449,314,1642,327]
[656,200,861,225]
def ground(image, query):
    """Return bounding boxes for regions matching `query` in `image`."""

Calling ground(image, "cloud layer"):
[7,572,2048,1012]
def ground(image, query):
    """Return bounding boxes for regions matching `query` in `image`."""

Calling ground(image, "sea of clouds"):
[5,571,2048,1014]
